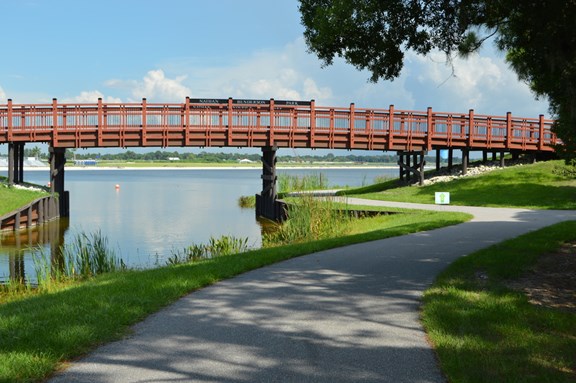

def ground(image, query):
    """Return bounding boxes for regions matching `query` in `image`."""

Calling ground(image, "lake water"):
[0,167,397,282]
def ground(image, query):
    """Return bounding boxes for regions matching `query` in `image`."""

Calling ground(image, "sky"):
[0,0,551,155]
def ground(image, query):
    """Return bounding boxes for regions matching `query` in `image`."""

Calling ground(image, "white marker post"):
[435,192,450,205]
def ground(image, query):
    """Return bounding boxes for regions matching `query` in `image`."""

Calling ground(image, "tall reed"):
[167,235,251,265]
[32,231,125,287]
[263,194,350,246]
[277,172,329,193]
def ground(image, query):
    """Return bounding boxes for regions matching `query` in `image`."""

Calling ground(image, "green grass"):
[0,209,470,383]
[0,182,49,216]
[422,221,576,383]
[340,161,576,209]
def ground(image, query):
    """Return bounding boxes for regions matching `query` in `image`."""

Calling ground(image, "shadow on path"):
[49,201,576,383]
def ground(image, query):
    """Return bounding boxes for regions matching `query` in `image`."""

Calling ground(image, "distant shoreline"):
[1,164,400,171]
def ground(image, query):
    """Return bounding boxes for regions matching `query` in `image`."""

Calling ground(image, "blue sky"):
[0,0,551,154]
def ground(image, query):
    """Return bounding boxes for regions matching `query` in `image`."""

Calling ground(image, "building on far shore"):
[74,159,98,166]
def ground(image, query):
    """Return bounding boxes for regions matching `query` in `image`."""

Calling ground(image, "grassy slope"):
[0,184,48,216]
[340,160,576,209]
[0,208,470,383]
[422,221,576,383]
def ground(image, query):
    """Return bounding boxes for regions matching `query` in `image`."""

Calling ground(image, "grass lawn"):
[422,221,576,383]
[0,208,470,383]
[340,160,576,209]
[0,182,49,216]
[2,159,575,382]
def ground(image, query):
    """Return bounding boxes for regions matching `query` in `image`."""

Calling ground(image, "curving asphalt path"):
[49,200,576,383]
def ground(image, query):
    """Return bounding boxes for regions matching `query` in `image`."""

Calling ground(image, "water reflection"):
[1,168,396,283]
[0,219,69,283]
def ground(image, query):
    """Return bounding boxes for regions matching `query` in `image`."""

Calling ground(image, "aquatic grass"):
[31,231,125,287]
[263,195,351,246]
[422,221,576,383]
[277,172,329,193]
[167,235,251,265]
[237,195,256,208]
[0,209,470,383]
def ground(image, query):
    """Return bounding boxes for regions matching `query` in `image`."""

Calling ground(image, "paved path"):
[49,200,576,383]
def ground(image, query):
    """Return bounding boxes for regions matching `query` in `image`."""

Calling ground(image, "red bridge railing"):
[0,97,557,152]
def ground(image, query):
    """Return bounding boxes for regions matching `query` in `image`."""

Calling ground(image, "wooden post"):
[388,105,395,150]
[468,109,475,147]
[349,103,355,149]
[309,99,316,147]
[462,149,469,175]
[269,98,275,147]
[436,149,441,171]
[418,150,426,186]
[7,142,14,185]
[141,98,147,146]
[398,152,404,181]
[97,97,104,146]
[426,107,433,151]
[505,112,512,149]
[256,146,285,221]
[50,146,69,217]
[227,97,233,146]
[8,142,25,184]
[7,99,13,141]
[448,148,454,171]
[538,114,545,151]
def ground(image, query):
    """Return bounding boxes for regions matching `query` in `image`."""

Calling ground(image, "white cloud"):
[0,85,6,103]
[106,69,191,102]
[97,38,549,120]
[61,90,122,103]
[103,70,187,102]
[407,49,549,117]
[302,78,332,101]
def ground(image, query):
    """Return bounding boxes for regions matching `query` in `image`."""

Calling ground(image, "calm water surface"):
[0,167,396,282]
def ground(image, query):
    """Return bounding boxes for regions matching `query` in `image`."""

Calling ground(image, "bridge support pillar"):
[462,149,469,175]
[397,151,426,186]
[7,142,25,185]
[255,146,286,222]
[49,147,69,217]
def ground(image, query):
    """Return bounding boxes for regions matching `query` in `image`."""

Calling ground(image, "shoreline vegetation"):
[1,160,575,382]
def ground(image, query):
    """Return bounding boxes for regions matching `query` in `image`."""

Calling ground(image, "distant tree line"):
[13,147,451,164]
[66,150,408,164]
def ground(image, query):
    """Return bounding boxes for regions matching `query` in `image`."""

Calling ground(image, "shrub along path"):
[49,200,576,383]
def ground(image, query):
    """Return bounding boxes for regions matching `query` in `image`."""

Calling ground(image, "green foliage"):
[277,172,329,193]
[422,221,576,383]
[167,235,251,265]
[32,231,125,286]
[67,150,402,164]
[237,195,256,208]
[299,0,576,160]
[263,196,349,246]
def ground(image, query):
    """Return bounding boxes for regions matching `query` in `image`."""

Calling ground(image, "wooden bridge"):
[0,97,558,221]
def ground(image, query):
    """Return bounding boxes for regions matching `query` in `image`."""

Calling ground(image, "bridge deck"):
[0,98,557,153]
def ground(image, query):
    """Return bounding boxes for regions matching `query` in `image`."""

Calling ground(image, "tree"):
[299,0,576,162]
